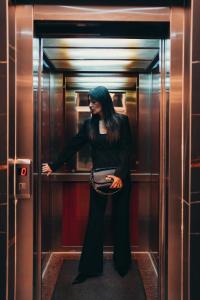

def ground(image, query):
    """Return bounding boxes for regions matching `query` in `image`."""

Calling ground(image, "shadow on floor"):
[52,260,147,300]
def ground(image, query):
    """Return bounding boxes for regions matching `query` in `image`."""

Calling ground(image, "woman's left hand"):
[106,175,123,189]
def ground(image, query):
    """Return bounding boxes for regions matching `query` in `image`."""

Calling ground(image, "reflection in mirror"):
[63,88,138,172]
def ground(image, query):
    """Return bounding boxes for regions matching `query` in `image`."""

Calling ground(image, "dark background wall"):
[190,1,200,299]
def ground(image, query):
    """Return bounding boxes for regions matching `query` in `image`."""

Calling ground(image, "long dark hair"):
[88,86,120,143]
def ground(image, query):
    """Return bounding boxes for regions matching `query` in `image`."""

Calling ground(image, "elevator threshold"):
[51,259,146,300]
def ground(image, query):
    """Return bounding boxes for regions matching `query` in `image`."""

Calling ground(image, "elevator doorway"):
[33,20,169,300]
[3,5,187,300]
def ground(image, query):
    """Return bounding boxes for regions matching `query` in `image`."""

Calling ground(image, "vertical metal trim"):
[36,37,43,300]
[15,5,34,300]
[188,1,193,299]
[181,11,184,298]
[159,38,167,300]
[6,1,9,300]
[168,7,184,300]
[14,5,17,298]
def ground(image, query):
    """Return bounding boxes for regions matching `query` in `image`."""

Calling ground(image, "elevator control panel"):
[15,159,32,199]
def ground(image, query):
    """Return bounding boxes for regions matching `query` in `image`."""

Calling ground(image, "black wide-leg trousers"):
[78,180,132,275]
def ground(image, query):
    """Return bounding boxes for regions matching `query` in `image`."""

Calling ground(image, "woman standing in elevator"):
[42,86,132,284]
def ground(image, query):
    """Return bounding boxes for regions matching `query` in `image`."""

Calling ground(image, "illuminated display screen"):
[17,167,28,176]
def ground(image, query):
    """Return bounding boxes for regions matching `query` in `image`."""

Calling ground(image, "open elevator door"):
[2,3,187,300]
[32,17,170,300]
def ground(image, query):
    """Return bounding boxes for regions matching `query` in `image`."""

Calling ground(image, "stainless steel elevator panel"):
[138,74,152,172]
[49,73,65,163]
[16,5,34,300]
[159,38,170,300]
[168,7,185,300]
[8,15,16,297]
[15,159,32,199]
[34,5,170,22]
[0,2,9,300]
[138,73,160,253]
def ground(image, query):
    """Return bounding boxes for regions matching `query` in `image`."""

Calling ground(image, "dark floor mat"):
[52,260,147,300]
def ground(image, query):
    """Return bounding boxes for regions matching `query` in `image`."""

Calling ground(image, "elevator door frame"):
[15,4,186,300]
[34,6,183,300]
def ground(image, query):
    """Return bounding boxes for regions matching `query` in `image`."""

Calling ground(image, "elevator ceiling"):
[43,38,159,73]
[37,18,166,90]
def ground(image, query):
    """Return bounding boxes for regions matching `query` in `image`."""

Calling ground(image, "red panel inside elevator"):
[61,182,138,246]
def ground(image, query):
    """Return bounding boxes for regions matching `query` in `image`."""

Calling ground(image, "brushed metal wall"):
[159,38,170,300]
[49,74,65,164]
[41,72,64,262]
[41,72,51,260]
[8,4,16,300]
[168,7,185,300]
[33,37,42,300]
[0,1,9,300]
[138,73,160,255]
[34,5,170,22]
[138,74,153,172]
[15,6,34,300]
[150,73,160,263]
[34,41,65,299]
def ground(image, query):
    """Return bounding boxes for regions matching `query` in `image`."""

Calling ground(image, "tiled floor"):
[42,252,158,300]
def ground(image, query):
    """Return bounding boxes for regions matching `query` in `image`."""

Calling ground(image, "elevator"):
[33,19,169,300]
[1,3,190,300]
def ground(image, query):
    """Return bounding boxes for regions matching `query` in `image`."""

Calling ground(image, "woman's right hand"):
[42,163,53,176]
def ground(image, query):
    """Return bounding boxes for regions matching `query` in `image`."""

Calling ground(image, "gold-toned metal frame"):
[12,4,189,300]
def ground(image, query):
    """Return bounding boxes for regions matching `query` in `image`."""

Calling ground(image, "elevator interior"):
[33,20,169,299]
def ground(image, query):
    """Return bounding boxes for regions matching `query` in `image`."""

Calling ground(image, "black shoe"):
[72,273,88,285]
[117,268,129,277]
[116,264,131,277]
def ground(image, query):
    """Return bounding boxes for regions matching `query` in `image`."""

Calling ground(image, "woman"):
[42,86,132,284]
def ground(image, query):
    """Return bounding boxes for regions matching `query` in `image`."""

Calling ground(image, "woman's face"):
[88,97,102,115]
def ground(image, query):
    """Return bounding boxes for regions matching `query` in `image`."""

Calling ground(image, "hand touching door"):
[42,163,53,176]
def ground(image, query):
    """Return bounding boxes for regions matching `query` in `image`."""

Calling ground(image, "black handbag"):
[90,167,121,196]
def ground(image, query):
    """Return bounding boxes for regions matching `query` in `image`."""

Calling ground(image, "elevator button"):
[15,159,32,199]
[19,182,26,191]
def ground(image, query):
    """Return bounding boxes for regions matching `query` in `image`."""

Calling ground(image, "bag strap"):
[93,186,120,196]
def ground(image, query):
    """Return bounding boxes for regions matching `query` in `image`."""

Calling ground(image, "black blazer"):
[49,113,132,181]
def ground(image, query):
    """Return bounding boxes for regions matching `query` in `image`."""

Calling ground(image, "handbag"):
[90,167,121,196]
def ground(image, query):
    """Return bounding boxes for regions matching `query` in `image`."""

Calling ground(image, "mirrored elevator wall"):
[33,38,65,283]
[41,72,64,268]
[138,72,160,267]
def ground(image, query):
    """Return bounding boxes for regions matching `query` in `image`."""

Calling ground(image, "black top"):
[49,113,132,181]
